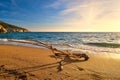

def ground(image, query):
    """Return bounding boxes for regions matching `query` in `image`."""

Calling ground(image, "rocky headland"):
[0,20,29,33]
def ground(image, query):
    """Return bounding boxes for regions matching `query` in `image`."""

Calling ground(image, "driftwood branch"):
[8,39,89,61]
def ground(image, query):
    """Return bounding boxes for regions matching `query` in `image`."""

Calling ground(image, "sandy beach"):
[0,45,120,80]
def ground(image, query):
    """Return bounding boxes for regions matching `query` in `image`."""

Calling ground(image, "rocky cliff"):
[0,20,29,33]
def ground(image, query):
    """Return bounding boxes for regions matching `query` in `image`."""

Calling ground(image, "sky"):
[0,0,120,32]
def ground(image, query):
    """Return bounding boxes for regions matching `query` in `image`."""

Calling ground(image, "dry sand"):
[0,45,120,80]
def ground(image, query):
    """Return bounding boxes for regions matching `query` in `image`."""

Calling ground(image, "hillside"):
[0,20,29,33]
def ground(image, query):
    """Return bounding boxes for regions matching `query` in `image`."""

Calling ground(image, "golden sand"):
[0,45,120,80]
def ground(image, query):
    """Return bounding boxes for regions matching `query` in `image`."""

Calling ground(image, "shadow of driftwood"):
[50,54,87,71]
[15,62,58,72]
[9,54,86,73]
[0,55,89,80]
[0,54,87,80]
[15,53,87,72]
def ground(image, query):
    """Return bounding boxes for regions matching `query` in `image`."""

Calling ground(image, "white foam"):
[0,39,45,48]
[0,39,8,41]
[0,39,120,54]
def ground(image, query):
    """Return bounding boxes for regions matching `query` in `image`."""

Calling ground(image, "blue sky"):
[0,0,58,29]
[0,0,120,32]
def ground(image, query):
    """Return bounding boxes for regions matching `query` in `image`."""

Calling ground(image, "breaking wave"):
[0,39,120,54]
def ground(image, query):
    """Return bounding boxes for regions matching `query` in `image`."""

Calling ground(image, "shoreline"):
[0,44,120,80]
[0,38,120,54]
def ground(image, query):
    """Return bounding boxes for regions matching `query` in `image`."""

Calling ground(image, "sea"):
[0,32,120,55]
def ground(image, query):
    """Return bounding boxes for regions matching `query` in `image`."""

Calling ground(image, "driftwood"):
[49,45,89,61]
[29,40,89,72]
[8,40,89,61]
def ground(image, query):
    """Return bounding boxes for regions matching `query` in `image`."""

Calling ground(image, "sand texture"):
[0,45,120,80]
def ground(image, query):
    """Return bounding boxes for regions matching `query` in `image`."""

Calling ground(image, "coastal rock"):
[0,20,29,33]
[0,25,7,33]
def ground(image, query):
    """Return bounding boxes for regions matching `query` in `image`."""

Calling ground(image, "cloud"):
[49,0,120,31]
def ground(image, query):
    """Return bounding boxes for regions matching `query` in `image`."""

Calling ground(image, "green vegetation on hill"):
[0,20,28,33]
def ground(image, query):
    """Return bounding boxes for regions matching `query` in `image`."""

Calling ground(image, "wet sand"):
[0,44,120,80]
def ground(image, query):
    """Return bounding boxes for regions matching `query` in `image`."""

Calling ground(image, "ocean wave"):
[0,39,8,41]
[0,39,120,54]
[43,42,120,54]
[86,42,120,48]
[0,39,46,48]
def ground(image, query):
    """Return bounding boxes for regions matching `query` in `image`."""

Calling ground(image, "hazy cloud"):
[49,0,120,31]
